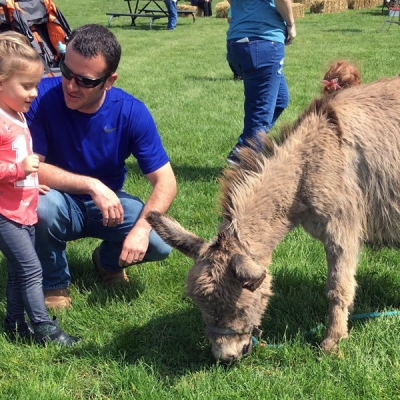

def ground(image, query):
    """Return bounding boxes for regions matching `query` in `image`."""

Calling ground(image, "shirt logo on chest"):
[104,125,117,133]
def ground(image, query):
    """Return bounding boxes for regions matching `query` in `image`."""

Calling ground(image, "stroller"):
[0,0,71,75]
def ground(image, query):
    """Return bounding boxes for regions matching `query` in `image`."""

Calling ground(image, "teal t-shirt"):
[227,0,286,44]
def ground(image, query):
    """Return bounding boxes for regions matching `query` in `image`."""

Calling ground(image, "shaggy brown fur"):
[146,76,400,362]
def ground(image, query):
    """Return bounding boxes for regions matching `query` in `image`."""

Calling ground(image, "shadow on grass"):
[67,256,146,307]
[2,241,400,374]
[111,20,195,32]
[262,247,400,347]
[125,158,224,183]
[185,74,239,82]
[68,306,215,377]
[321,28,363,32]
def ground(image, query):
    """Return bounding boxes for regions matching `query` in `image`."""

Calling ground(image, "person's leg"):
[164,0,178,29]
[1,217,79,345]
[35,189,86,291]
[271,74,290,127]
[86,190,171,272]
[169,0,178,29]
[227,40,287,160]
[0,216,51,331]
[206,0,212,16]
[241,40,287,146]
[197,1,206,16]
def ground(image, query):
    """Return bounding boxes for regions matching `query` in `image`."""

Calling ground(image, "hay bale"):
[177,3,198,16]
[350,0,364,9]
[177,4,197,10]
[310,0,347,13]
[215,1,230,18]
[310,1,324,12]
[296,0,315,8]
[292,2,305,18]
[364,0,378,7]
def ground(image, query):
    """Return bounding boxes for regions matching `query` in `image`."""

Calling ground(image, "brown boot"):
[92,246,130,286]
[44,288,71,309]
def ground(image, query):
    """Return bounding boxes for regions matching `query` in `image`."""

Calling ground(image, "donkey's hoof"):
[320,338,339,353]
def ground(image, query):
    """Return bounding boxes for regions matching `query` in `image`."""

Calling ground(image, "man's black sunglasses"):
[59,58,111,89]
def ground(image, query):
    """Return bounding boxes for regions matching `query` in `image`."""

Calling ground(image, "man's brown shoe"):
[44,288,71,309]
[92,246,130,286]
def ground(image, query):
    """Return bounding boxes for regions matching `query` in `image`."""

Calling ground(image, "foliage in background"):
[1,1,400,398]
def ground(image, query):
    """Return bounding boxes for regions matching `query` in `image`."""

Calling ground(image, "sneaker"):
[44,288,71,309]
[226,147,240,166]
[92,246,130,286]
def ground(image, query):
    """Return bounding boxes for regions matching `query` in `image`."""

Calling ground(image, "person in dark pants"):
[191,0,212,16]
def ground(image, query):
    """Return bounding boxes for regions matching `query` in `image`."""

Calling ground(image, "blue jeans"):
[227,38,289,150]
[35,189,172,290]
[163,0,178,29]
[0,215,51,327]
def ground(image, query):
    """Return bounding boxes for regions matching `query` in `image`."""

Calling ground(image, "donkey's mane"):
[219,95,340,226]
[219,144,268,225]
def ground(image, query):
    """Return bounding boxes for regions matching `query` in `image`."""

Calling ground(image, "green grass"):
[1,1,400,398]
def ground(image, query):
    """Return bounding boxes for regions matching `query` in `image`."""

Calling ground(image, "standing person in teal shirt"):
[226,0,296,165]
[227,5,241,80]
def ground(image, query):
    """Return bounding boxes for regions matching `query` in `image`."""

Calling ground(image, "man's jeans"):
[227,38,289,149]
[0,215,51,326]
[163,0,178,29]
[35,189,172,290]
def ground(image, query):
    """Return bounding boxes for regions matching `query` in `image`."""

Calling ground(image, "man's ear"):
[105,72,118,90]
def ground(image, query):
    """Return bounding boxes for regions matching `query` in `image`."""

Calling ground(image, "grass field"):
[1,1,400,398]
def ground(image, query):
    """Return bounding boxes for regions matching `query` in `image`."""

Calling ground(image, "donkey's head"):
[146,211,272,363]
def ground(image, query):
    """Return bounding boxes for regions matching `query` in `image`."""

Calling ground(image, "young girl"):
[0,31,78,346]
[322,60,361,95]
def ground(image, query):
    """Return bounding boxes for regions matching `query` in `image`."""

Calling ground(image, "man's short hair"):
[67,24,121,75]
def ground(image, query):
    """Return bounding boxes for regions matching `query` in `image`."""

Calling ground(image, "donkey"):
[146,76,400,363]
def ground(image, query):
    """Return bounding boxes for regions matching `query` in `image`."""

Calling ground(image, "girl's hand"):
[22,154,39,176]
[38,184,50,195]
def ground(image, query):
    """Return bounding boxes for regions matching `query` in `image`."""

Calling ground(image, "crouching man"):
[26,24,177,308]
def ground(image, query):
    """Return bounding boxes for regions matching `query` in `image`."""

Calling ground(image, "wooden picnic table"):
[106,0,196,29]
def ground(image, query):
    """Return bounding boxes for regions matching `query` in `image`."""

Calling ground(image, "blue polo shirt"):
[26,77,169,193]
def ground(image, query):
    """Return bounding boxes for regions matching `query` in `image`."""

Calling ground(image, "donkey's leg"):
[321,228,361,352]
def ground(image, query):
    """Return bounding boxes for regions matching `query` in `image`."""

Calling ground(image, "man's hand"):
[90,181,124,227]
[118,219,151,267]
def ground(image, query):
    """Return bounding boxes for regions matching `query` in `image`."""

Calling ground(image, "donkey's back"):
[296,76,400,248]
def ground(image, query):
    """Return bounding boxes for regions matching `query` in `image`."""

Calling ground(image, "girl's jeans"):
[0,215,51,326]
[35,189,172,290]
[227,38,289,150]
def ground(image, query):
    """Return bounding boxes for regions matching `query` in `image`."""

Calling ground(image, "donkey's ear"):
[146,211,206,259]
[229,254,266,292]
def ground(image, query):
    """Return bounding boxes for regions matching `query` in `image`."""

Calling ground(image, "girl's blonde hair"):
[0,31,43,79]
